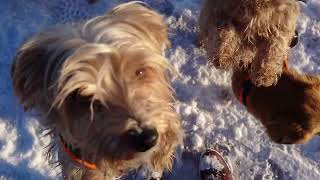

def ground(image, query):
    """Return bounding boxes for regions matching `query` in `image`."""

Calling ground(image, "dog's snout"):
[127,127,159,152]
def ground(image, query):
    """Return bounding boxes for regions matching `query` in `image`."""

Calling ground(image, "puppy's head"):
[57,45,181,169]
[264,115,317,144]
[232,68,320,144]
[200,0,300,87]
[12,2,182,175]
[263,71,320,144]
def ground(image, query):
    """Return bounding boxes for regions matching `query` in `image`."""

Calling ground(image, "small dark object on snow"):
[290,31,299,48]
[87,0,98,4]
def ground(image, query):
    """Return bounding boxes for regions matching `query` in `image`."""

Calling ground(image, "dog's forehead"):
[123,52,149,65]
[113,50,167,74]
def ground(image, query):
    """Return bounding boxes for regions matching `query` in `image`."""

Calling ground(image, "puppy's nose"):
[127,127,159,152]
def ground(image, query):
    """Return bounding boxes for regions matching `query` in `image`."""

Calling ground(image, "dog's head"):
[264,114,318,144]
[12,2,182,175]
[56,44,182,171]
[267,123,316,144]
[261,71,320,144]
[232,68,320,144]
[199,0,300,87]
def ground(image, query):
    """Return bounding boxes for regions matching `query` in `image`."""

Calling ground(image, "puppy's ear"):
[285,68,320,87]
[198,0,215,47]
[303,75,320,87]
[11,45,47,110]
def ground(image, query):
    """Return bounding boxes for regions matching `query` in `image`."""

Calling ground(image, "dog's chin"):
[94,136,159,163]
[117,148,154,161]
[114,151,136,161]
[117,143,158,160]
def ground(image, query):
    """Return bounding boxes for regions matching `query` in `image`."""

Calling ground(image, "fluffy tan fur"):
[232,66,320,144]
[199,0,300,87]
[11,2,183,179]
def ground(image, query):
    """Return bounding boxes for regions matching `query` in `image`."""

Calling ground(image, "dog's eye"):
[93,101,104,112]
[78,95,91,102]
[135,68,145,76]
[72,93,91,107]
[135,68,147,78]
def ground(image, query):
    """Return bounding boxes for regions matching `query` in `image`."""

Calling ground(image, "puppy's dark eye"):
[78,95,91,102]
[135,68,146,78]
[68,92,92,110]
[73,93,91,105]
[93,101,104,112]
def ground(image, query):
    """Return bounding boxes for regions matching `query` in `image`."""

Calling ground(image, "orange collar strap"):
[59,135,97,170]
[238,75,253,107]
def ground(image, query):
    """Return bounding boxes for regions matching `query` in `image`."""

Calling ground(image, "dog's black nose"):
[127,127,159,152]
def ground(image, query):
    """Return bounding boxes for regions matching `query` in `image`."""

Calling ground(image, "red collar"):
[59,135,97,170]
[238,75,253,107]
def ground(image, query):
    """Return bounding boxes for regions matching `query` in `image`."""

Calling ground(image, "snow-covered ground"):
[0,0,319,179]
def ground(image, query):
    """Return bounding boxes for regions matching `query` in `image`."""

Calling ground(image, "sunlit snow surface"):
[0,0,319,179]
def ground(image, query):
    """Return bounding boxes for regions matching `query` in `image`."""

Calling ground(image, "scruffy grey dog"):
[199,0,300,87]
[11,2,183,179]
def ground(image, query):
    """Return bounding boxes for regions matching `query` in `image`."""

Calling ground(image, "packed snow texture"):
[0,0,319,179]
[199,154,225,171]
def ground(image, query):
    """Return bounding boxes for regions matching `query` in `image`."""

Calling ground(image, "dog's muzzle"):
[126,127,159,152]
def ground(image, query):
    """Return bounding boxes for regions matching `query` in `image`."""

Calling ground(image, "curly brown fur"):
[11,2,183,179]
[232,67,320,144]
[199,0,300,86]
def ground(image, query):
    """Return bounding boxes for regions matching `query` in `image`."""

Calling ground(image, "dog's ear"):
[303,75,320,87]
[285,68,320,87]
[198,0,216,47]
[11,44,48,110]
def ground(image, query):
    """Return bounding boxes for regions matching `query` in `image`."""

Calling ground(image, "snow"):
[0,0,319,179]
[199,154,225,171]
[0,120,18,166]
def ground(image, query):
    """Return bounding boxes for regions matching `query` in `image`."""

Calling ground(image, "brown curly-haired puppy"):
[199,0,300,87]
[232,65,320,144]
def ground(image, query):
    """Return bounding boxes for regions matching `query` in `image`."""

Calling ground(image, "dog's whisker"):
[41,129,54,138]
[56,170,63,177]
[48,159,58,167]
[51,160,62,170]
[45,143,56,159]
